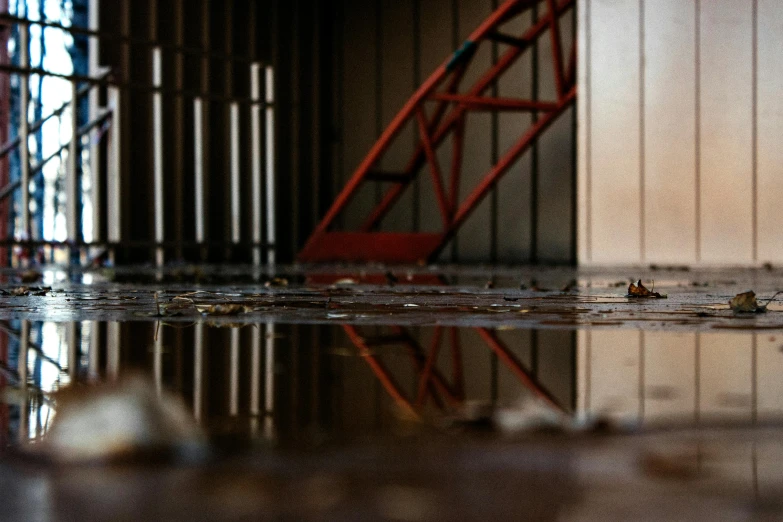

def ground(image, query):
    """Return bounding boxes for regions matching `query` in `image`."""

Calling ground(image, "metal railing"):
[0,13,276,268]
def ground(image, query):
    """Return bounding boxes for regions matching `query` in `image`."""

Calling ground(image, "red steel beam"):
[429,93,559,112]
[439,86,575,252]
[415,108,450,223]
[357,0,573,233]
[546,0,566,98]
[303,0,529,242]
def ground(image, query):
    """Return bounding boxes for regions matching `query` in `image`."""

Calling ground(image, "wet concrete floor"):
[1,264,783,519]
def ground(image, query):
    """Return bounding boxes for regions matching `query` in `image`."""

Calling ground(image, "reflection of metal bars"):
[0,14,276,267]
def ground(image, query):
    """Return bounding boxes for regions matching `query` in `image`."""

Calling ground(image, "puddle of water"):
[2,321,782,452]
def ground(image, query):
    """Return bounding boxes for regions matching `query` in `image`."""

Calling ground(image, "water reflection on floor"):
[3,320,783,447]
[2,318,783,517]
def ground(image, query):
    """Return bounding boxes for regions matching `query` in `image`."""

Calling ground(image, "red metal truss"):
[299,0,576,264]
[342,324,564,419]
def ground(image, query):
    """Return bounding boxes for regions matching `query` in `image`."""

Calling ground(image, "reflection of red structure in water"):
[343,324,564,419]
[300,0,576,264]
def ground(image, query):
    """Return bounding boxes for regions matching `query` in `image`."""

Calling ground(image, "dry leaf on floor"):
[728,290,776,313]
[627,280,666,298]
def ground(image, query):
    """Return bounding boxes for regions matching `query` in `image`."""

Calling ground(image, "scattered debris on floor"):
[729,290,783,313]
[730,291,765,313]
[627,280,666,298]
[0,286,51,296]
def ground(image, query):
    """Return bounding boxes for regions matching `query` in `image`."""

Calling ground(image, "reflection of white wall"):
[577,330,783,424]
[578,0,783,265]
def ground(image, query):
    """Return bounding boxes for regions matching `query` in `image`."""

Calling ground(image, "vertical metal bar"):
[264,67,276,267]
[229,328,239,415]
[193,322,204,421]
[0,0,10,269]
[230,102,241,244]
[193,98,205,244]
[152,47,164,266]
[67,81,79,249]
[88,320,99,378]
[107,87,121,263]
[19,24,30,242]
[264,321,275,438]
[198,0,210,255]
[250,63,263,266]
[154,325,163,396]
[89,0,101,245]
[546,0,566,98]
[106,321,120,380]
[18,320,28,442]
[250,324,261,435]
[67,322,77,380]
[173,0,185,260]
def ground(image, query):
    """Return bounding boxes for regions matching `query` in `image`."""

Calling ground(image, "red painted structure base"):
[299,0,576,264]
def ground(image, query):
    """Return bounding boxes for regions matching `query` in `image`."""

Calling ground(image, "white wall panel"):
[642,332,697,422]
[757,0,783,262]
[586,330,642,420]
[577,0,590,262]
[699,0,754,264]
[587,0,641,264]
[756,333,783,420]
[579,0,783,266]
[699,333,752,422]
[643,0,697,263]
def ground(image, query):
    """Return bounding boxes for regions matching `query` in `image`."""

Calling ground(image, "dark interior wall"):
[97,0,271,263]
[281,0,577,265]
[96,0,575,265]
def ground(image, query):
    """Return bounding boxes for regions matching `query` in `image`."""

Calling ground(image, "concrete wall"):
[578,0,783,266]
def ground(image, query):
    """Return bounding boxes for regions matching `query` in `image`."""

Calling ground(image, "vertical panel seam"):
[375,0,383,206]
[450,0,459,262]
[639,330,645,420]
[752,333,757,423]
[490,0,499,263]
[752,0,758,262]
[336,0,345,229]
[585,0,592,262]
[584,329,591,411]
[639,0,645,263]
[694,333,700,424]
[570,3,578,265]
[694,0,701,262]
[531,2,539,263]
[412,0,421,232]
